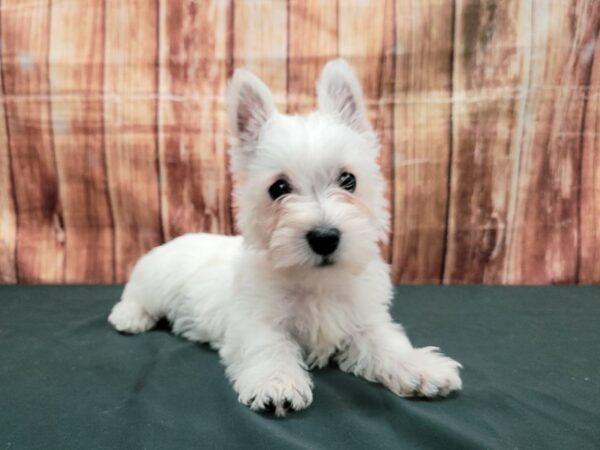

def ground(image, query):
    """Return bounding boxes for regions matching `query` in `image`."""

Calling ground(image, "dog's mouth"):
[317,257,335,267]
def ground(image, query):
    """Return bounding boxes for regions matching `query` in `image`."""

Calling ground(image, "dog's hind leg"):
[108,284,158,334]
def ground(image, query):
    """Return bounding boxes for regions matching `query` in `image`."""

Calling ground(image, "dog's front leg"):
[220,325,313,416]
[336,319,462,398]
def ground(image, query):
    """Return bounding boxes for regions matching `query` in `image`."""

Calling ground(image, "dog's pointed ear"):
[317,59,371,133]
[227,69,276,146]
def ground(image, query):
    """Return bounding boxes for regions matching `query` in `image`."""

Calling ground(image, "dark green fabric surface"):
[0,285,598,449]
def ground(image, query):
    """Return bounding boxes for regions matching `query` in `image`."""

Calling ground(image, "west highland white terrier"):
[108,59,462,416]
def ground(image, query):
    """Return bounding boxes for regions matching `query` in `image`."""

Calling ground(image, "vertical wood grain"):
[1,0,599,285]
[49,0,114,282]
[338,0,395,263]
[0,0,64,282]
[287,0,338,113]
[0,54,17,283]
[444,0,531,283]
[579,21,600,283]
[104,0,163,282]
[158,0,233,240]
[506,0,600,283]
[233,0,288,110]
[392,0,453,283]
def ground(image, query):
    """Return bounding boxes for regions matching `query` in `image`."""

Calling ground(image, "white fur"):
[109,59,462,416]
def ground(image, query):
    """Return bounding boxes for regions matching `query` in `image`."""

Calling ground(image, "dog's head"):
[227,59,389,274]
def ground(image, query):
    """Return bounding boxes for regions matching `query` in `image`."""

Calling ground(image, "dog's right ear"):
[317,59,371,133]
[227,69,276,147]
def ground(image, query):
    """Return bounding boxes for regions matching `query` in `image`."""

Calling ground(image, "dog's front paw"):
[236,371,313,416]
[384,346,462,398]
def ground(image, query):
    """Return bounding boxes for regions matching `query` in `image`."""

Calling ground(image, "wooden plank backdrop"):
[0,0,599,284]
[104,1,163,282]
[393,0,453,283]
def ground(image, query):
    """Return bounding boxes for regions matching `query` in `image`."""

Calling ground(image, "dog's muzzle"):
[306,227,340,257]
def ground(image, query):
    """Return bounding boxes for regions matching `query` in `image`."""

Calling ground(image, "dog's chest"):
[285,287,357,367]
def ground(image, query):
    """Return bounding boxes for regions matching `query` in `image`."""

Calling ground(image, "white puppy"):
[109,59,462,416]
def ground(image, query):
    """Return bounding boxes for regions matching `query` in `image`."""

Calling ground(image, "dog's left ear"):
[227,69,276,147]
[317,59,371,133]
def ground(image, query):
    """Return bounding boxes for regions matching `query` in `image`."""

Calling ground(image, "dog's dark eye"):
[268,179,292,200]
[338,172,356,192]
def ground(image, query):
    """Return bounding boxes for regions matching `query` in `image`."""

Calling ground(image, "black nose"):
[306,227,341,256]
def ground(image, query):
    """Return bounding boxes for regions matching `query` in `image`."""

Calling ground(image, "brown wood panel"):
[392,0,453,283]
[104,0,163,282]
[0,0,598,285]
[338,0,395,263]
[233,0,288,109]
[444,0,531,283]
[49,0,113,282]
[579,22,600,283]
[0,57,17,283]
[287,0,338,113]
[0,0,64,282]
[506,0,600,284]
[158,0,233,240]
